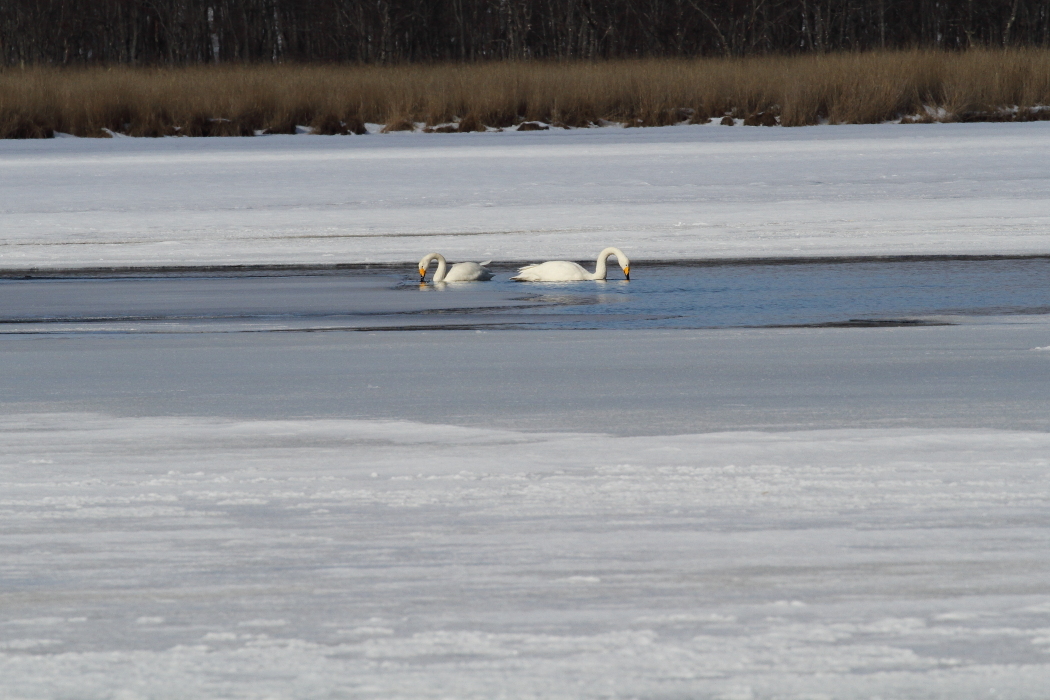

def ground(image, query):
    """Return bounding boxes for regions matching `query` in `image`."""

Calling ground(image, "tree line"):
[3,0,1050,66]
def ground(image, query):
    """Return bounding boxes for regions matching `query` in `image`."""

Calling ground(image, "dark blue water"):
[3,257,1049,333]
[418,257,1050,329]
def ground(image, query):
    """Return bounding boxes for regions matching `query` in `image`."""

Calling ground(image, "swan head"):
[418,253,444,282]
[623,265,630,280]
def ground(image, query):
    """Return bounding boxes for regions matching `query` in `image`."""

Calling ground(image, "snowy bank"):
[2,122,1049,269]
[2,414,1049,699]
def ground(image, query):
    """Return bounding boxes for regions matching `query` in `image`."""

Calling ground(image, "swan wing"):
[443,261,494,282]
[511,261,591,281]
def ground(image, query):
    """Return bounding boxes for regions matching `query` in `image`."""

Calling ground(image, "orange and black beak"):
[623,266,630,280]
[419,268,427,282]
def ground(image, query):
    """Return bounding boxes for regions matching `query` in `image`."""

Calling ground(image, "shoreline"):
[3,253,1050,279]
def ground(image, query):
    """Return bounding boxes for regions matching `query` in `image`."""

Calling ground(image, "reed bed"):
[3,49,1050,138]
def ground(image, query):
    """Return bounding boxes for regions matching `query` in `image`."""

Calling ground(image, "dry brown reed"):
[3,49,1050,138]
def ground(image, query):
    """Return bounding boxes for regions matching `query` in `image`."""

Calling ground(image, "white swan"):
[511,247,630,282]
[418,253,494,282]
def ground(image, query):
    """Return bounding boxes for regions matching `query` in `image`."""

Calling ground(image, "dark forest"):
[3,1,1050,66]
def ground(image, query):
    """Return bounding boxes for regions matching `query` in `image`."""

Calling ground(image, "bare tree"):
[3,0,1050,66]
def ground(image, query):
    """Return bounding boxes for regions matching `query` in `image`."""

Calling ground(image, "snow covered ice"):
[3,413,1050,699]
[2,123,1050,698]
[2,122,1050,268]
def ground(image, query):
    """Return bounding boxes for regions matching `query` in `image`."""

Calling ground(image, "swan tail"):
[510,264,540,281]
[479,260,493,267]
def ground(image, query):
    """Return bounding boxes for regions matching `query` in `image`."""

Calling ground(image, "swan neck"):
[421,253,448,282]
[593,247,623,280]
[593,254,607,279]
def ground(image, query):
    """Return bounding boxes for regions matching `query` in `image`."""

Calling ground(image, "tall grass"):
[3,49,1050,138]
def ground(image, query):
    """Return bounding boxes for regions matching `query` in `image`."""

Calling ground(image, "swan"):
[511,247,630,282]
[418,253,494,282]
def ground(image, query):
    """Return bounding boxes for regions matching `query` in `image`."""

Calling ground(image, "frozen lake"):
[3,122,1050,268]
[4,257,1050,437]
[3,311,1050,698]
[4,125,1050,699]
[4,256,1049,332]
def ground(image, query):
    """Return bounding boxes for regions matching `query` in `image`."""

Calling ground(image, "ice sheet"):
[4,322,1050,434]
[2,414,1049,699]
[3,122,1050,269]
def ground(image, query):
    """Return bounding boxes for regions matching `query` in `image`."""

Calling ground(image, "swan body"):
[419,253,494,282]
[511,247,630,282]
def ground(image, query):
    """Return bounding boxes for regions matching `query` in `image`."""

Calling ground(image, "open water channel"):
[2,256,1049,334]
